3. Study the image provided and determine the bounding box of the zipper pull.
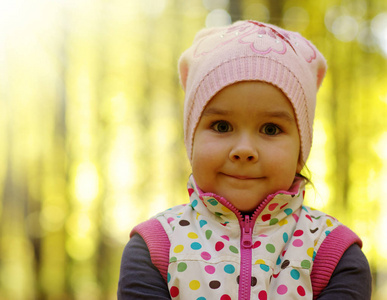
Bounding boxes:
[242,215,253,248]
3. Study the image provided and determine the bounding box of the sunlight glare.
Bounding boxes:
[371,13,387,56]
[74,162,99,205]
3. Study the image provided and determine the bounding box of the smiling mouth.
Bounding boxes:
[223,174,262,180]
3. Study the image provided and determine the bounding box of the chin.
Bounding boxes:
[228,194,265,213]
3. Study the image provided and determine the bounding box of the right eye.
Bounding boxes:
[211,121,232,133]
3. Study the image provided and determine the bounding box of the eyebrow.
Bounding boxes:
[202,107,295,123]
[202,107,232,116]
[264,111,296,123]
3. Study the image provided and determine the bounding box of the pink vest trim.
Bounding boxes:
[131,220,361,298]
[130,219,170,282]
[311,224,362,299]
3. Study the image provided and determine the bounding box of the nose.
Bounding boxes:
[229,134,258,163]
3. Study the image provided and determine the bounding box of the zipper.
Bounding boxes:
[238,198,271,300]
[242,215,253,248]
[197,178,302,300]
[238,215,253,300]
[199,190,275,300]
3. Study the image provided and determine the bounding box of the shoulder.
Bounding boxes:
[316,243,372,299]
[117,234,171,299]
[311,223,365,299]
[130,218,171,282]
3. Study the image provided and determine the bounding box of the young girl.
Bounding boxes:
[118,20,372,299]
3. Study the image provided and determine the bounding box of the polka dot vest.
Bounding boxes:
[132,175,362,300]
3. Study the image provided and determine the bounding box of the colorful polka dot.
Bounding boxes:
[215,241,224,251]
[294,230,304,236]
[297,285,306,296]
[177,262,187,272]
[260,264,270,272]
[290,269,300,280]
[167,272,171,283]
[205,230,212,239]
[209,280,221,289]
[269,203,278,211]
[283,232,289,243]
[292,214,299,222]
[221,206,231,213]
[201,251,212,260]
[208,198,218,206]
[197,297,206,300]
[253,241,261,248]
[301,260,311,269]
[191,242,202,250]
[251,277,257,286]
[277,284,288,295]
[326,219,333,227]
[229,246,239,253]
[276,256,281,265]
[266,244,276,253]
[189,280,200,290]
[199,220,207,228]
[292,239,303,247]
[280,202,288,209]
[221,235,230,241]
[284,208,293,215]
[310,227,318,233]
[270,218,279,225]
[170,286,179,297]
[258,290,268,300]
[281,260,290,269]
[220,295,231,300]
[188,232,198,239]
[179,220,190,226]
[191,199,198,208]
[224,264,235,274]
[169,256,177,263]
[205,265,215,274]
[255,259,265,265]
[262,214,271,221]
[307,247,314,258]
[278,219,288,226]
[174,245,184,253]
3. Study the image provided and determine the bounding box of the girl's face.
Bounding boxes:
[192,81,302,213]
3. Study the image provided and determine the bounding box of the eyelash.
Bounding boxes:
[262,123,282,135]
[210,121,282,135]
[211,120,232,133]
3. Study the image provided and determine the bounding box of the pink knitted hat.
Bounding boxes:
[179,20,327,165]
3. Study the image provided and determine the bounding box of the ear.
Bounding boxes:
[178,56,189,91]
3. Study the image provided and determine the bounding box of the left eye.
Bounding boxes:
[262,124,281,135]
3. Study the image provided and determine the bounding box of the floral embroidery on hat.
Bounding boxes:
[193,21,317,64]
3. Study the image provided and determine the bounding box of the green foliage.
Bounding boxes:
[0,0,386,299]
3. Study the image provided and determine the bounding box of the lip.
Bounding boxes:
[223,173,262,180]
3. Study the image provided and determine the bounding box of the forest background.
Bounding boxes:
[0,0,387,299]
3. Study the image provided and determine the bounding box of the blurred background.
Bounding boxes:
[0,0,386,299]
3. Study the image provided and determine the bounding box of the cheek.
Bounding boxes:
[193,135,225,160]
[266,145,299,174]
